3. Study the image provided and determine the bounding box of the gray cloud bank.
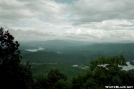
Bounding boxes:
[0,0,134,42]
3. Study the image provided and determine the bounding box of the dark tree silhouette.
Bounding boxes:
[34,68,68,89]
[71,55,134,89]
[0,27,33,89]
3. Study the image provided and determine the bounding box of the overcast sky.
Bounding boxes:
[0,0,134,42]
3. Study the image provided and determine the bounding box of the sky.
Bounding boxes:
[0,0,134,42]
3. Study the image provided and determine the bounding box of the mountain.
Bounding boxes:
[19,40,92,48]
[21,42,134,63]
[20,41,134,79]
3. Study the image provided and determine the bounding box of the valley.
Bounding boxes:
[20,40,134,79]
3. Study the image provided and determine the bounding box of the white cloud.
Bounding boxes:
[71,0,134,23]
[0,0,134,42]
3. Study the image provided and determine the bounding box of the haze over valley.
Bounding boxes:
[19,40,134,78]
[1,0,134,88]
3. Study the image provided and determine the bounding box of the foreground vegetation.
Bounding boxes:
[0,27,134,89]
[33,55,134,89]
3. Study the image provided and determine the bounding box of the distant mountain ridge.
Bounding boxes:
[20,41,134,63]
[20,39,92,49]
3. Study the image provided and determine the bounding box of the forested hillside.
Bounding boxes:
[19,41,134,80]
[1,28,134,89]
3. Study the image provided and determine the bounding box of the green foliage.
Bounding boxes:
[47,68,67,84]
[0,27,33,89]
[34,68,69,89]
[71,55,134,89]
[1,27,134,89]
[72,75,85,89]
[34,76,48,89]
[89,54,127,71]
[54,80,70,89]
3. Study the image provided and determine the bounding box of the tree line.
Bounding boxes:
[0,27,134,89]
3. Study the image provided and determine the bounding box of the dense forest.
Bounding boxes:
[0,27,134,89]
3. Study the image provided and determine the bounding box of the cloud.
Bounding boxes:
[64,28,134,42]
[0,0,34,20]
[71,0,134,23]
[2,27,56,41]
[0,0,69,28]
[0,0,134,42]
